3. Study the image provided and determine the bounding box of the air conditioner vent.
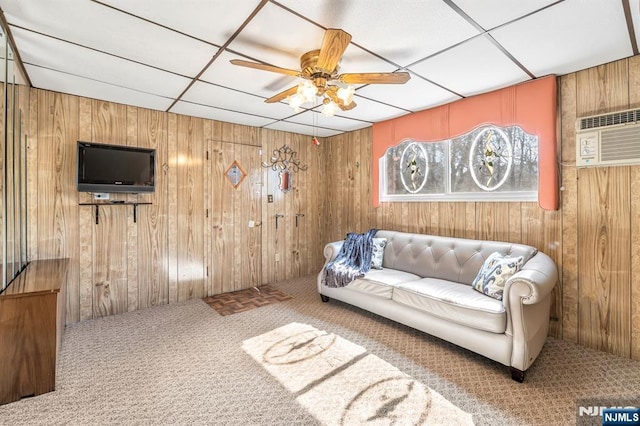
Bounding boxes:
[600,127,640,162]
[578,109,640,130]
[576,110,640,167]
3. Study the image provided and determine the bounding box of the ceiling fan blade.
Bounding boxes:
[265,85,298,103]
[230,59,300,77]
[316,29,352,73]
[338,72,411,84]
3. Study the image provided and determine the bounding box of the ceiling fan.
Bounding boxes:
[230,28,410,116]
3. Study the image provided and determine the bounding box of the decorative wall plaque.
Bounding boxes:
[225,160,247,189]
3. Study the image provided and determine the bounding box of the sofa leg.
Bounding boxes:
[320,294,330,303]
[510,367,525,383]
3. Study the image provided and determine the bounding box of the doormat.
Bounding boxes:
[243,322,474,425]
[203,285,293,316]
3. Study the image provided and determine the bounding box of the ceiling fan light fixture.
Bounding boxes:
[337,85,355,105]
[231,28,410,112]
[322,100,339,117]
[297,80,318,103]
[287,93,303,112]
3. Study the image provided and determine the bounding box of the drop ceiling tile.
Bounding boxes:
[170,101,275,127]
[264,121,342,138]
[275,0,481,66]
[491,0,632,77]
[97,0,263,45]
[227,2,327,71]
[26,65,173,111]
[200,51,299,99]
[356,75,461,112]
[2,0,218,77]
[181,81,295,120]
[451,0,559,29]
[408,36,530,97]
[12,28,191,98]
[287,111,371,133]
[321,95,407,122]
[330,45,398,77]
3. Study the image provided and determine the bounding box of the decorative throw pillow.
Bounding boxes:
[370,238,387,269]
[472,252,524,300]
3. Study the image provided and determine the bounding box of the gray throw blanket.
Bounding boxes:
[322,229,378,288]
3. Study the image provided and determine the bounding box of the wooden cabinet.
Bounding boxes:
[0,259,69,405]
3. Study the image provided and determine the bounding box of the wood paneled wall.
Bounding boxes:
[27,88,325,324]
[322,55,640,361]
[563,56,640,360]
[261,129,326,283]
[25,55,640,360]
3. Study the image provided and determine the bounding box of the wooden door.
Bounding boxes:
[208,140,262,295]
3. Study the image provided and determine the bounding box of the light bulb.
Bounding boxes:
[337,85,355,105]
[288,94,303,112]
[298,80,318,103]
[322,101,339,117]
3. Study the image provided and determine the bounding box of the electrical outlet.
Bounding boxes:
[248,220,254,228]
[93,193,110,200]
[275,253,280,262]
[267,194,274,203]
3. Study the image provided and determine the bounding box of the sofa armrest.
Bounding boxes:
[504,251,558,306]
[504,251,558,371]
[318,240,344,293]
[323,241,344,265]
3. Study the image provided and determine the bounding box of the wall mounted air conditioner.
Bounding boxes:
[576,108,640,167]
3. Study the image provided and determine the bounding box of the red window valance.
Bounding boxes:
[372,75,558,210]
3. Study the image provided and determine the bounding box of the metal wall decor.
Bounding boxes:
[225,160,247,189]
[262,144,307,193]
[262,144,308,172]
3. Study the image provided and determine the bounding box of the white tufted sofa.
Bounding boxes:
[318,230,558,382]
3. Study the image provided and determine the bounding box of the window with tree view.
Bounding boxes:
[380,125,538,202]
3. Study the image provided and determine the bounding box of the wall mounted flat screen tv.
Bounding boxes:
[77,141,156,193]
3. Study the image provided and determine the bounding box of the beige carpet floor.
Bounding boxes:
[1,274,639,425]
[242,322,473,425]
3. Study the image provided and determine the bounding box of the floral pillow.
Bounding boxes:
[472,252,524,300]
[370,238,387,269]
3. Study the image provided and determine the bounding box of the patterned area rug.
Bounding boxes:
[203,285,292,316]
[243,322,474,425]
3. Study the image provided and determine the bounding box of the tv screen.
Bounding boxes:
[77,141,155,193]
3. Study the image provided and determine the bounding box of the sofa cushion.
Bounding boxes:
[392,278,507,333]
[370,238,387,269]
[375,230,537,285]
[346,269,421,299]
[472,252,524,300]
